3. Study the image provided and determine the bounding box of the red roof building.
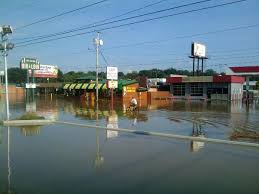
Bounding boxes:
[226,66,259,75]
[166,75,244,101]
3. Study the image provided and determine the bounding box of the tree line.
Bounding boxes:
[5,67,221,84]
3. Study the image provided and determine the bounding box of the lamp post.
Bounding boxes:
[0,25,14,120]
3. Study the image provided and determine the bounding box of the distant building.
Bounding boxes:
[226,66,259,93]
[166,75,245,101]
[226,66,259,76]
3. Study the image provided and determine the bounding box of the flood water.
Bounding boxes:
[0,95,259,194]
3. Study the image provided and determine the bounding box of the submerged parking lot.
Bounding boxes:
[0,96,259,194]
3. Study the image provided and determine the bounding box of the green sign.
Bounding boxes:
[20,57,40,70]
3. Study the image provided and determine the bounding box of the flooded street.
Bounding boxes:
[0,96,259,194]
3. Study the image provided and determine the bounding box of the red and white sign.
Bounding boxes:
[106,66,118,80]
[107,80,118,89]
[29,65,58,78]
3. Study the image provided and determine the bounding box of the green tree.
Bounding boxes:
[204,69,217,76]
[125,71,138,79]
[7,68,27,84]
[57,69,64,82]
[118,72,125,79]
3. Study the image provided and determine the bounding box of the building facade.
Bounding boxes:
[166,75,245,101]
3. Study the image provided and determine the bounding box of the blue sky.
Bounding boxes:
[1,0,259,73]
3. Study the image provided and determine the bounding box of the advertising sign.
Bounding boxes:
[26,83,36,89]
[107,80,118,89]
[191,42,206,58]
[20,57,40,70]
[106,66,118,80]
[30,65,58,78]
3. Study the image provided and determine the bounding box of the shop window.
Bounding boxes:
[172,84,185,96]
[190,83,203,96]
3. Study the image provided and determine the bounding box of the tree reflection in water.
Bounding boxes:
[20,126,41,136]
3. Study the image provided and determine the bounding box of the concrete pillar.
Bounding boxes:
[203,84,207,99]
[185,83,190,99]
[246,76,250,91]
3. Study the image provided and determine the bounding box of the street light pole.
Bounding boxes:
[1,25,14,120]
[3,41,10,120]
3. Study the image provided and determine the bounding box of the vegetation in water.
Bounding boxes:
[17,112,45,120]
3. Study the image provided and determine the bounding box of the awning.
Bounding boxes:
[101,83,107,90]
[81,83,89,89]
[63,84,71,90]
[88,83,95,90]
[97,83,103,89]
[69,83,77,90]
[75,83,82,90]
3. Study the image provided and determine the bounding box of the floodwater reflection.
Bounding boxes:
[0,96,259,194]
[20,126,41,136]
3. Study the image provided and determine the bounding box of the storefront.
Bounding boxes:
[166,75,245,101]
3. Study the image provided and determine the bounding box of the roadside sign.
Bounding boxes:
[0,71,4,76]
[20,57,40,70]
[29,65,58,78]
[26,83,36,89]
[106,66,118,80]
[107,80,118,89]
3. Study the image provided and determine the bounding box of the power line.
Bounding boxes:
[14,0,215,44]
[14,0,109,30]
[14,0,248,48]
[99,50,110,66]
[103,23,259,51]
[12,0,168,41]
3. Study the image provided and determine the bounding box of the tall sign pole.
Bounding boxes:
[20,57,40,101]
[189,42,208,77]
[106,66,118,111]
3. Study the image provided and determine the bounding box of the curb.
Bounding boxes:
[3,120,55,126]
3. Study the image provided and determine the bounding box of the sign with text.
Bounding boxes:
[107,80,118,89]
[106,66,118,80]
[29,65,58,78]
[20,57,40,70]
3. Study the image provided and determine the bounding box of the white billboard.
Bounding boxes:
[106,66,118,80]
[29,65,58,78]
[192,42,206,58]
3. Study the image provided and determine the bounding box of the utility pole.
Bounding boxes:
[94,32,103,104]
[95,32,100,103]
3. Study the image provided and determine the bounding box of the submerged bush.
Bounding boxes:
[17,112,45,120]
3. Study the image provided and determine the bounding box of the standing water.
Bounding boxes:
[0,95,259,194]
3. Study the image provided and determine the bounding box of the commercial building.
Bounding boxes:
[166,75,245,101]
[226,66,259,91]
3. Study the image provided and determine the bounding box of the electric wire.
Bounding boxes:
[14,0,214,44]
[14,0,109,30]
[14,0,248,48]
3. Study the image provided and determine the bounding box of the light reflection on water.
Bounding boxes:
[0,95,259,194]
